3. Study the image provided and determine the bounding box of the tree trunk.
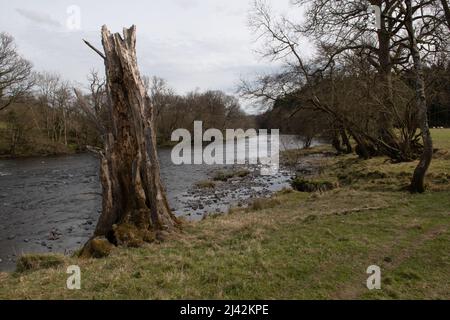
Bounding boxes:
[63,109,68,146]
[331,126,344,153]
[81,25,180,257]
[339,125,352,154]
[441,0,450,30]
[373,1,401,159]
[405,1,433,193]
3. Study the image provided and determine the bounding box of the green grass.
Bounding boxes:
[248,197,282,211]
[213,169,250,182]
[0,129,449,299]
[431,128,450,150]
[16,254,65,273]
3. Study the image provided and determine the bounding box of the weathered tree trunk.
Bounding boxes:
[405,1,433,193]
[81,25,180,257]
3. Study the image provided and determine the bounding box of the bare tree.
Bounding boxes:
[245,0,447,161]
[86,70,107,116]
[0,33,34,111]
[35,72,73,144]
[148,76,174,118]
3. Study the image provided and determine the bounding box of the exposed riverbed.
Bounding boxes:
[0,135,317,271]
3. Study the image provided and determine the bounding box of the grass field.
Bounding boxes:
[0,129,449,299]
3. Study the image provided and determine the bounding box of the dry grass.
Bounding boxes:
[0,129,449,299]
[16,254,65,273]
[248,198,282,211]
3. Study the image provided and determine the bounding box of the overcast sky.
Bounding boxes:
[0,0,304,113]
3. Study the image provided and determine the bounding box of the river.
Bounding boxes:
[0,135,315,271]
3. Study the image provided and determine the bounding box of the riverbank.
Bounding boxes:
[0,145,79,160]
[0,135,303,271]
[0,129,449,299]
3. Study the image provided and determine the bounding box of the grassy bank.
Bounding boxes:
[0,130,449,299]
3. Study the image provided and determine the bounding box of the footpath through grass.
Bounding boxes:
[0,130,449,299]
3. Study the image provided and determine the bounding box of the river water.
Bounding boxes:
[0,135,313,271]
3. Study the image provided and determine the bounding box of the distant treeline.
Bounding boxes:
[255,61,450,147]
[0,33,254,157]
[0,76,255,157]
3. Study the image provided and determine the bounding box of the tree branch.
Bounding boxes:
[83,39,106,60]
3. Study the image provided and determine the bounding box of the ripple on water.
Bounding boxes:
[0,136,315,271]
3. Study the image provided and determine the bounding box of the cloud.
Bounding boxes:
[5,0,297,114]
[16,8,62,28]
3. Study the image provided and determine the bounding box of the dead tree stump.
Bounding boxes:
[81,25,180,257]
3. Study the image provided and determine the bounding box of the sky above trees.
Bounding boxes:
[0,0,307,113]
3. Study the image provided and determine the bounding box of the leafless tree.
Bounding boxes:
[0,33,34,111]
[404,0,434,192]
[244,0,447,163]
[148,76,175,119]
[35,72,73,145]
